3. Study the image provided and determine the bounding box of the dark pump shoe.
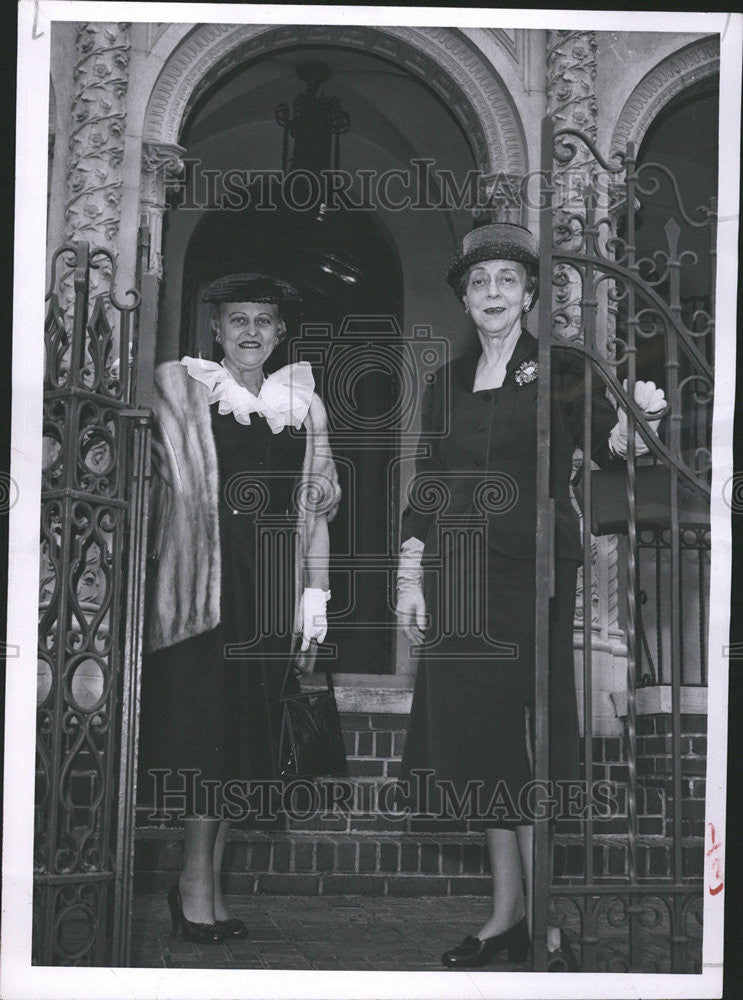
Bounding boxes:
[547,931,579,971]
[442,917,530,968]
[166,883,223,944]
[216,917,249,939]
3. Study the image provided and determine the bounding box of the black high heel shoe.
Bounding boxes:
[547,930,579,971]
[442,917,530,968]
[215,917,249,939]
[167,883,223,944]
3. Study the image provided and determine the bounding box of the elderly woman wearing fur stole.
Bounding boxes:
[139,273,340,943]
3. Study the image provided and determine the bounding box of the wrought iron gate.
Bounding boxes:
[35,238,155,965]
[533,115,713,971]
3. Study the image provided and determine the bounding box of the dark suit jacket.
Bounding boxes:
[400,330,619,562]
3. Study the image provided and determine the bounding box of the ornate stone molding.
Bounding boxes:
[605,534,623,642]
[140,142,186,278]
[63,22,131,312]
[574,539,601,631]
[546,31,599,340]
[611,36,719,158]
[479,171,526,224]
[546,30,598,140]
[547,29,598,202]
[65,22,130,245]
[141,24,527,177]
[141,141,185,177]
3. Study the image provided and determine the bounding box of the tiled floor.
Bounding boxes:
[131,892,701,973]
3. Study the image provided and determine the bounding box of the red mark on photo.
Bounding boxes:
[707,821,724,896]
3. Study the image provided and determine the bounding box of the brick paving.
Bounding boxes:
[131,891,701,972]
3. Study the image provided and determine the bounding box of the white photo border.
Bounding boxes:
[5,3,741,998]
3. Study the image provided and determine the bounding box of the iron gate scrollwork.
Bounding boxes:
[533,115,713,972]
[35,241,153,965]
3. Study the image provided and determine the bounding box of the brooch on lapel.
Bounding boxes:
[514,359,539,386]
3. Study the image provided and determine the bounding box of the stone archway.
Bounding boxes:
[610,35,719,157]
[142,23,528,177]
[137,23,530,323]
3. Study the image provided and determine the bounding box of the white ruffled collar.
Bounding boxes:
[181,357,314,433]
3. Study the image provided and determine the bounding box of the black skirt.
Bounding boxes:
[138,409,305,817]
[398,545,579,828]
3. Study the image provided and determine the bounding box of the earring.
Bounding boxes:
[215,333,222,344]
[464,304,470,315]
[523,303,531,314]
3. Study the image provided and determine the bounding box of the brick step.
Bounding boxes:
[344,756,401,778]
[134,827,491,896]
[135,807,473,834]
[137,827,491,870]
[338,711,410,731]
[134,825,702,893]
[339,715,409,731]
[137,869,492,897]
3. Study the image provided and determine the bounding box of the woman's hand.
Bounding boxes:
[631,379,666,416]
[293,642,318,676]
[609,380,666,458]
[298,587,329,652]
[396,539,426,645]
[396,586,427,645]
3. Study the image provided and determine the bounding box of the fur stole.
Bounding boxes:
[144,362,339,654]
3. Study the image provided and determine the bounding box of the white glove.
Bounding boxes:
[609,380,666,458]
[396,538,426,645]
[299,587,330,651]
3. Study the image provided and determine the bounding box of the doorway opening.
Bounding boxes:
[155,42,479,673]
[180,195,403,674]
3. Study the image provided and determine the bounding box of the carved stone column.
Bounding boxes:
[140,142,186,279]
[546,31,598,136]
[546,31,626,736]
[61,22,131,315]
[546,30,598,340]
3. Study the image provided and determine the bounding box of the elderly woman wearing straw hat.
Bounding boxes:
[140,273,340,943]
[395,224,665,969]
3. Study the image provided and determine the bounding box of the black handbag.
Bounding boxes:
[572,463,709,536]
[277,649,348,779]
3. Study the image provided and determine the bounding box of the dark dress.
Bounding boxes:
[139,406,306,817]
[398,330,617,827]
